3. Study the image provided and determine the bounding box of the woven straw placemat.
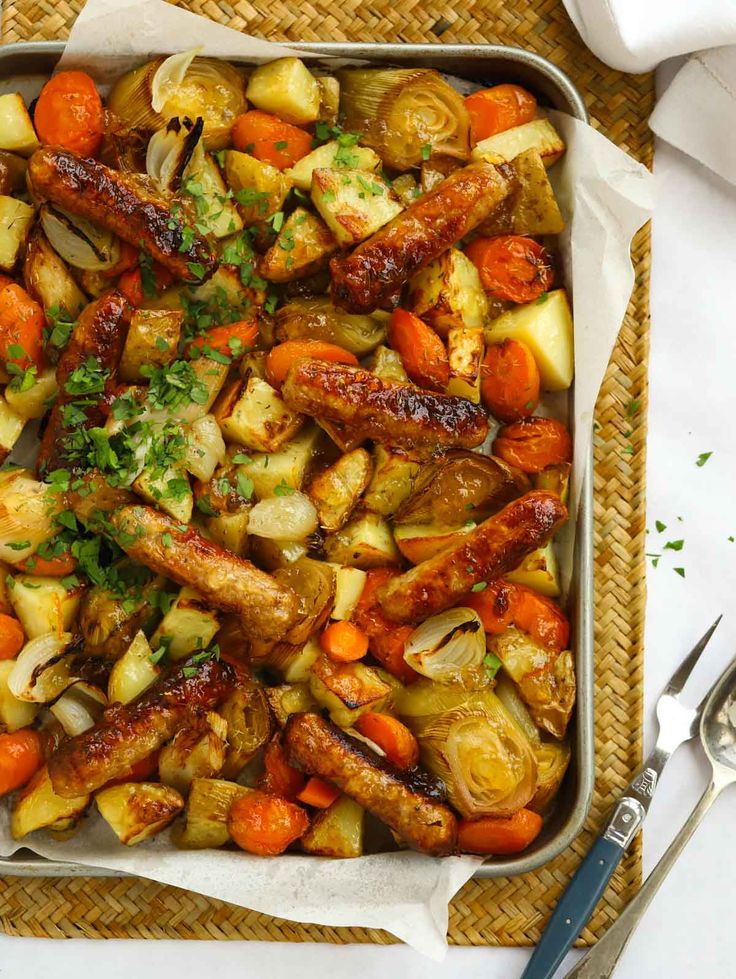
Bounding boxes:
[0,0,652,947]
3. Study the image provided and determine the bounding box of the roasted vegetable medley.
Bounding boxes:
[0,54,576,859]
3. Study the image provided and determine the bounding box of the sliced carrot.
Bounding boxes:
[353,569,418,685]
[187,319,259,360]
[34,71,104,158]
[0,614,24,660]
[296,776,341,809]
[493,417,572,474]
[16,551,76,577]
[354,713,419,770]
[228,789,309,855]
[513,585,570,652]
[117,262,173,306]
[265,339,358,389]
[464,84,537,143]
[0,728,43,795]
[481,338,540,423]
[387,309,450,391]
[320,621,369,663]
[463,579,517,635]
[232,111,313,171]
[0,282,45,370]
[102,750,161,788]
[458,808,543,854]
[465,236,554,304]
[258,737,306,799]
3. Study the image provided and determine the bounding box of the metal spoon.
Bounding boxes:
[566,651,736,978]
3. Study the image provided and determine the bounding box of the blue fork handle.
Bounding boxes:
[520,835,623,979]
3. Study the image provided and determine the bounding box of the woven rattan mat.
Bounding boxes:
[0,0,652,947]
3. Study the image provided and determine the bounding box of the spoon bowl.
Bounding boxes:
[701,655,736,776]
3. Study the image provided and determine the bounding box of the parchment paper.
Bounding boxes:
[0,0,653,957]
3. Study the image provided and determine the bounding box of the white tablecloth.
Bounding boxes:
[3,61,735,979]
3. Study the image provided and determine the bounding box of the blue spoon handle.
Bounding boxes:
[520,835,623,979]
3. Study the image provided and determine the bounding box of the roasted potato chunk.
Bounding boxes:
[11,767,89,840]
[0,659,39,732]
[5,365,58,420]
[265,682,318,728]
[307,448,373,531]
[286,139,382,191]
[186,151,243,239]
[309,655,392,727]
[0,394,24,463]
[224,150,292,225]
[447,326,485,402]
[246,57,321,125]
[218,682,272,778]
[246,424,323,498]
[260,207,338,282]
[176,777,250,849]
[0,94,39,156]
[311,168,403,247]
[408,247,487,337]
[119,309,182,382]
[0,195,34,271]
[329,564,367,621]
[107,630,160,705]
[363,444,420,516]
[23,229,86,320]
[150,586,220,661]
[480,148,564,237]
[273,557,336,645]
[471,118,565,167]
[96,782,184,845]
[506,542,561,597]
[213,376,304,452]
[393,522,473,564]
[158,711,228,795]
[301,794,364,857]
[324,511,401,569]
[9,575,82,639]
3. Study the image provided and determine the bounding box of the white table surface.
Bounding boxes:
[3,64,735,979]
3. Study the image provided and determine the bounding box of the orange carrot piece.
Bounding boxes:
[320,621,369,663]
[34,71,104,157]
[0,728,43,795]
[0,614,24,660]
[296,776,341,809]
[232,111,313,171]
[187,319,259,360]
[481,338,540,423]
[16,552,76,577]
[465,236,554,304]
[464,84,537,143]
[0,282,45,370]
[458,808,543,854]
[463,579,518,635]
[259,738,306,799]
[493,417,572,474]
[512,585,570,652]
[354,713,419,770]
[227,789,309,855]
[117,263,173,307]
[265,339,358,389]
[387,309,450,391]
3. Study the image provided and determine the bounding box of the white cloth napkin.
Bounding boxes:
[563,1,736,187]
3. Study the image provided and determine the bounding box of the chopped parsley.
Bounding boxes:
[421,143,432,161]
[664,539,684,552]
[696,452,713,467]
[273,479,295,497]
[483,652,502,680]
[655,520,666,533]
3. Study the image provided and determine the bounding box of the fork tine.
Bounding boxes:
[661,614,723,699]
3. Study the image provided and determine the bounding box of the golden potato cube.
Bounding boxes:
[311,168,403,248]
[316,76,340,125]
[205,509,251,557]
[158,712,228,795]
[329,564,367,621]
[11,767,89,840]
[260,208,338,283]
[324,511,401,569]
[308,448,373,532]
[471,118,565,167]
[0,151,27,195]
[5,365,58,420]
[506,541,561,597]
[185,357,229,418]
[150,586,220,661]
[301,794,364,857]
[0,196,34,271]
[534,462,571,505]
[363,444,420,516]
[480,148,564,237]
[213,375,304,452]
[371,345,409,383]
[0,660,39,732]
[186,152,243,239]
[286,140,381,191]
[132,465,193,524]
[184,414,227,483]
[265,682,318,728]
[0,94,39,156]
[0,392,24,462]
[23,229,86,319]
[107,630,160,705]
[485,288,573,391]
[246,57,321,125]
[309,656,391,728]
[96,782,184,845]
[393,522,474,564]
[176,777,250,849]
[120,309,182,382]
[408,247,488,337]
[447,326,485,403]
[224,150,292,226]
[246,423,323,498]
[9,575,82,639]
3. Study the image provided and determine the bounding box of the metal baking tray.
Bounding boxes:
[0,40,594,881]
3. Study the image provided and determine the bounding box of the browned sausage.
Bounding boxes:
[282,359,489,450]
[48,658,237,798]
[378,490,568,622]
[110,505,299,642]
[37,290,129,476]
[330,162,513,313]
[28,148,216,283]
[284,712,457,856]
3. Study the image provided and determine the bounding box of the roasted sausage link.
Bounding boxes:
[378,490,568,622]
[28,148,216,282]
[284,712,458,856]
[48,658,237,798]
[330,162,513,313]
[282,359,490,450]
[37,290,129,476]
[111,505,300,642]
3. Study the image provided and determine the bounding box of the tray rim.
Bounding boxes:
[0,38,594,882]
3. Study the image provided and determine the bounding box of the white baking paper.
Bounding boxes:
[0,0,652,957]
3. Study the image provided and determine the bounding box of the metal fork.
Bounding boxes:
[520,615,723,979]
